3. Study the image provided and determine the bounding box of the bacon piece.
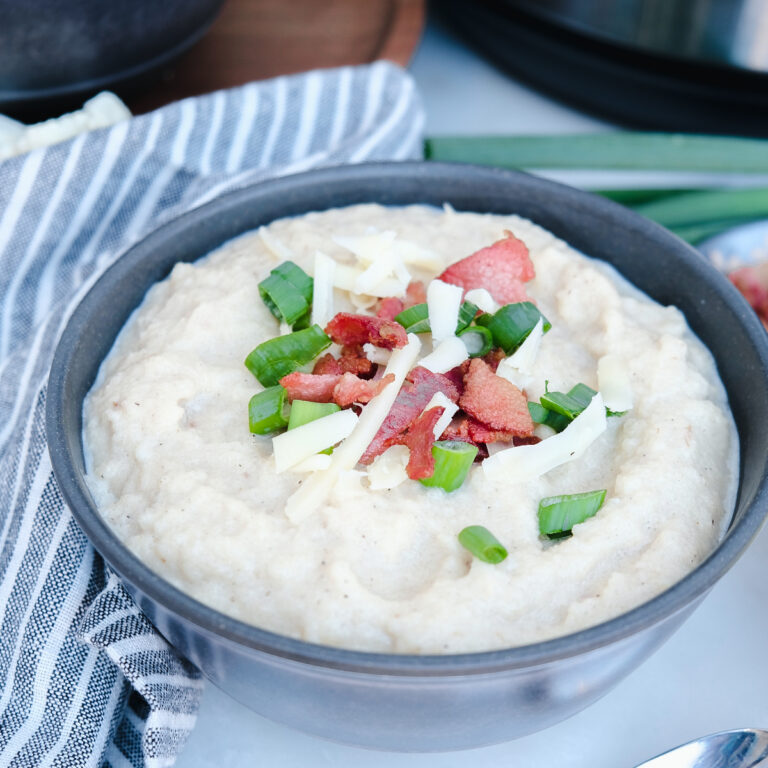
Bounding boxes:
[339,344,374,377]
[482,347,506,372]
[325,312,407,350]
[400,407,444,479]
[333,373,394,408]
[312,353,343,376]
[438,231,535,305]
[376,296,405,321]
[281,371,394,407]
[459,358,534,436]
[443,364,467,396]
[280,372,338,403]
[442,414,516,444]
[360,366,460,463]
[730,265,768,330]
[513,435,542,447]
[405,280,427,308]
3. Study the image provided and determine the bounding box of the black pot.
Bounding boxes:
[46,162,768,750]
[0,0,225,116]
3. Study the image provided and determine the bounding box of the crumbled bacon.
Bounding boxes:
[459,358,534,436]
[405,280,427,307]
[513,435,542,447]
[280,372,338,403]
[442,414,516,444]
[438,231,535,305]
[333,372,394,407]
[482,347,506,372]
[325,312,407,349]
[339,344,374,377]
[312,354,343,376]
[376,296,404,321]
[360,366,460,463]
[280,371,394,408]
[400,407,444,479]
[443,362,469,396]
[729,264,768,330]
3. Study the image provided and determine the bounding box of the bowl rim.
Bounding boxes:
[46,160,768,676]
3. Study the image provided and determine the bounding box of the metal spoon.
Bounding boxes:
[636,728,768,767]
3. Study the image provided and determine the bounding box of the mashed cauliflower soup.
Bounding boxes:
[83,204,738,653]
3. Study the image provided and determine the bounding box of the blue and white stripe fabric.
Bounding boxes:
[0,61,424,768]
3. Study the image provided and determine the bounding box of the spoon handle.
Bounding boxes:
[637,728,768,767]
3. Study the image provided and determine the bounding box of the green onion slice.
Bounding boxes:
[287,400,341,430]
[244,324,331,387]
[540,382,624,422]
[476,302,551,354]
[394,303,430,333]
[248,386,289,434]
[394,301,479,335]
[458,525,508,564]
[457,325,494,358]
[288,399,341,454]
[538,489,607,537]
[528,402,570,433]
[258,261,314,326]
[420,440,478,492]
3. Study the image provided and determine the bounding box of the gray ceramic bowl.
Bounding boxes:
[46,162,768,751]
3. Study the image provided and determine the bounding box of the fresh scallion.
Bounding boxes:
[244,324,331,386]
[540,382,624,423]
[394,301,479,335]
[458,525,508,564]
[258,261,314,326]
[476,302,551,354]
[248,386,289,434]
[538,489,607,537]
[528,401,570,433]
[424,133,768,174]
[287,399,341,454]
[457,325,494,358]
[420,440,478,492]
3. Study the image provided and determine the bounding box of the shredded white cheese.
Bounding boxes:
[272,409,358,473]
[419,336,468,374]
[464,288,499,314]
[363,343,391,365]
[482,393,607,483]
[422,391,459,439]
[258,226,295,262]
[290,454,333,473]
[427,279,463,344]
[598,355,633,413]
[285,334,422,523]
[366,445,410,490]
[311,250,336,329]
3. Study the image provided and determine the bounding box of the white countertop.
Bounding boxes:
[177,17,768,768]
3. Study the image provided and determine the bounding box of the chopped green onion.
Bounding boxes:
[258,261,314,326]
[458,525,508,564]
[567,383,597,409]
[476,302,551,354]
[538,489,607,537]
[420,440,478,492]
[244,324,331,387]
[528,401,570,433]
[248,386,289,434]
[457,325,494,357]
[394,303,430,333]
[287,400,341,430]
[539,382,623,423]
[457,301,479,331]
[394,301,479,335]
[540,390,591,420]
[287,399,341,454]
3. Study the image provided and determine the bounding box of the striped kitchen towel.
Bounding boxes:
[0,61,424,768]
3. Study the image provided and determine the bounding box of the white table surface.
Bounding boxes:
[176,17,768,768]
